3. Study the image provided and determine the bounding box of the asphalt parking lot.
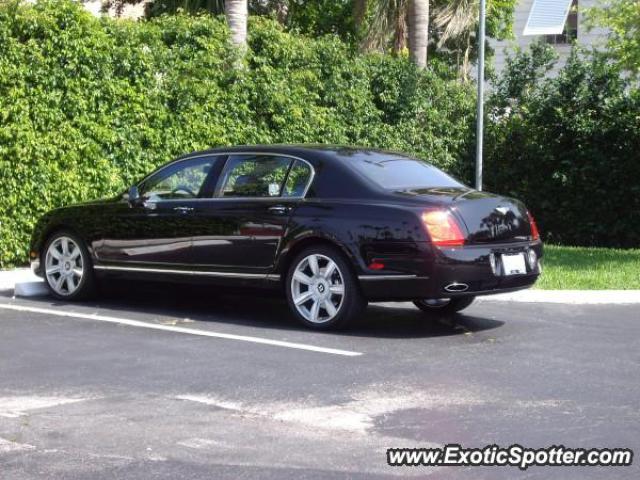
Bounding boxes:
[0,281,638,479]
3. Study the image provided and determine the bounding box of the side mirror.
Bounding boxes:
[127,185,141,206]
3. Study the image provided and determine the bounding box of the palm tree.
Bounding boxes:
[362,0,492,74]
[432,0,478,79]
[226,0,248,48]
[407,0,429,67]
[361,0,429,68]
[361,0,408,54]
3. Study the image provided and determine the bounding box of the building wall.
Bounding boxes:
[82,0,150,20]
[491,0,609,76]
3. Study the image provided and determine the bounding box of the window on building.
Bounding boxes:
[545,0,578,45]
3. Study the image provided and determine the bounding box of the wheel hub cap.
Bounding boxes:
[44,236,84,296]
[291,254,345,324]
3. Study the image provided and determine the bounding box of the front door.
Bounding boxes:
[94,155,220,268]
[190,154,314,272]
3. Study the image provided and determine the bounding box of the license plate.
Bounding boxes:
[501,253,527,276]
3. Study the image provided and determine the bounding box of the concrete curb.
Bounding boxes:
[0,268,48,297]
[1,268,639,304]
[477,290,640,304]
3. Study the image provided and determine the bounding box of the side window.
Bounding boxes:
[283,160,312,197]
[141,157,215,201]
[219,155,293,198]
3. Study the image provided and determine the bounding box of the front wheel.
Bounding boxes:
[43,232,96,301]
[413,296,475,315]
[285,246,365,330]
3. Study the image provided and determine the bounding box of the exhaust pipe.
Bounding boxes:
[444,282,469,293]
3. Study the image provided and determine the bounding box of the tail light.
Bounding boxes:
[527,211,540,240]
[422,210,465,247]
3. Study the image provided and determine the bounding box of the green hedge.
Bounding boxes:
[485,44,640,248]
[0,0,475,267]
[6,2,634,265]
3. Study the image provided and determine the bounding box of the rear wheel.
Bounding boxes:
[43,232,96,301]
[413,296,475,315]
[285,246,365,330]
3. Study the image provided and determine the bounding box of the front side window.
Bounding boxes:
[140,157,215,201]
[219,155,293,198]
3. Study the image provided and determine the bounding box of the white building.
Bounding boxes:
[491,0,609,76]
[83,0,149,20]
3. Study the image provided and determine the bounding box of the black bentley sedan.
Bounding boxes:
[30,145,542,329]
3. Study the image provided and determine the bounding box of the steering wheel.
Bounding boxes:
[169,185,197,198]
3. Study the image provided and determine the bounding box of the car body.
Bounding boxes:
[30,145,542,329]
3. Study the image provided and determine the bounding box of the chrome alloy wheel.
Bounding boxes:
[45,236,84,296]
[290,254,345,324]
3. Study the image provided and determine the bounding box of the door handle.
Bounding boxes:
[268,205,290,215]
[173,206,194,213]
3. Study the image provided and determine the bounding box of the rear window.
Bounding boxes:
[348,153,463,190]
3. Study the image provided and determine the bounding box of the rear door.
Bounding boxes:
[191,154,314,272]
[94,155,221,267]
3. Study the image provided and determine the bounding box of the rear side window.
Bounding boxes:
[283,160,312,197]
[348,153,463,190]
[219,155,293,197]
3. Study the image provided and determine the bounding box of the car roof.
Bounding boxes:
[175,144,403,162]
[172,145,422,199]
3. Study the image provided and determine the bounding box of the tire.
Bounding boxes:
[413,296,475,315]
[285,245,366,330]
[42,231,96,301]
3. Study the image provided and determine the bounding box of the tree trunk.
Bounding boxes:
[225,0,248,48]
[407,0,429,68]
[393,4,407,54]
[353,0,367,30]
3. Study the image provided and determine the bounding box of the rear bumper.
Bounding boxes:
[358,241,542,301]
[359,273,538,301]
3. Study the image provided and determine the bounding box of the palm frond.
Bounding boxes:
[362,0,408,53]
[433,0,477,47]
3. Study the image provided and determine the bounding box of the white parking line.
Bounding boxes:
[0,437,35,453]
[0,396,89,418]
[0,303,362,357]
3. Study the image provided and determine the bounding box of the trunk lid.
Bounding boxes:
[395,187,533,244]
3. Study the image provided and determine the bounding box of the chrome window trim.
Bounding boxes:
[213,152,316,201]
[128,151,316,203]
[134,197,305,204]
[94,264,277,279]
[132,153,224,199]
